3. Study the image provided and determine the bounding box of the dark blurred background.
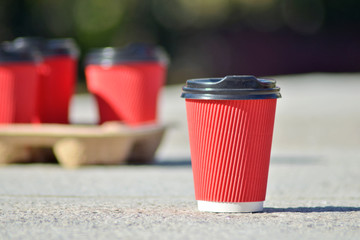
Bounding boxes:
[1,0,360,85]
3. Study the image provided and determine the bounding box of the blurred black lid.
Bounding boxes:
[44,38,79,58]
[181,75,281,100]
[85,43,169,66]
[0,41,41,63]
[13,37,44,50]
[13,37,79,58]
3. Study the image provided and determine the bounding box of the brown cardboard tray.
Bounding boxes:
[0,122,166,168]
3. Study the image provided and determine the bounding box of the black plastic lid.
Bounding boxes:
[12,37,44,52]
[13,37,79,58]
[44,38,79,58]
[0,42,41,63]
[181,75,281,100]
[85,43,169,66]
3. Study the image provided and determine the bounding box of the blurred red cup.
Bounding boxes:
[0,43,40,123]
[85,43,168,126]
[13,37,79,124]
[181,75,281,212]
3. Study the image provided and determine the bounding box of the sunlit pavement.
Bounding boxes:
[1,73,360,240]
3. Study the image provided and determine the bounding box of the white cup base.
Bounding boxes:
[197,200,263,213]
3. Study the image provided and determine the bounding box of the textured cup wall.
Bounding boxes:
[0,64,39,123]
[86,62,166,125]
[185,99,277,202]
[34,57,77,123]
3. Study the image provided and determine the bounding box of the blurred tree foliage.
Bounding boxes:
[1,0,360,84]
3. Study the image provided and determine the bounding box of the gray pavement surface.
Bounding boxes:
[1,73,360,239]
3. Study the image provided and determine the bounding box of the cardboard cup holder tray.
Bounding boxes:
[0,122,166,168]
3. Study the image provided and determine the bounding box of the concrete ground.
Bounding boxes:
[0,73,360,239]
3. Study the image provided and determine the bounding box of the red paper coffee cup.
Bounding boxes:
[181,75,281,212]
[0,44,40,123]
[13,38,79,123]
[85,44,168,125]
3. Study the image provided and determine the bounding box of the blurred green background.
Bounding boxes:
[1,0,360,85]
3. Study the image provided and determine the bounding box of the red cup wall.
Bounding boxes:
[185,99,277,202]
[0,64,39,123]
[86,62,166,125]
[34,56,76,123]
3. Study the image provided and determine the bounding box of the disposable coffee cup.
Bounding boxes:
[85,43,168,125]
[181,75,281,212]
[13,37,79,123]
[0,43,40,123]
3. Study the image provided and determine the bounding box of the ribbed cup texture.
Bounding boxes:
[185,99,277,202]
[86,62,166,125]
[0,64,38,123]
[34,57,77,123]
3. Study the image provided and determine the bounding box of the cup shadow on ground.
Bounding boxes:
[151,154,323,167]
[153,158,192,167]
[263,206,360,213]
[152,155,323,167]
